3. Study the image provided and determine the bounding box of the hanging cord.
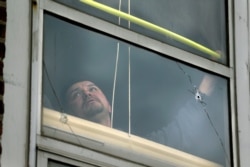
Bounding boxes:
[128,0,130,29]
[111,42,120,128]
[118,0,121,25]
[128,0,131,136]
[43,61,64,113]
[128,46,131,136]
[111,0,122,128]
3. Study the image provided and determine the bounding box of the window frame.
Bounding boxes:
[31,0,238,166]
[37,151,97,167]
[37,143,146,167]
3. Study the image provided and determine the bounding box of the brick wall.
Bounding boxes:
[0,0,6,163]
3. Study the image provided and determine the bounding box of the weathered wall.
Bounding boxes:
[0,0,6,165]
[2,0,31,166]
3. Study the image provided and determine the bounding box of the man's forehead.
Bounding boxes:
[68,81,96,91]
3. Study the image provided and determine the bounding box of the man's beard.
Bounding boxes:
[84,102,104,119]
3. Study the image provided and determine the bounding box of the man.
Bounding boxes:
[65,80,112,127]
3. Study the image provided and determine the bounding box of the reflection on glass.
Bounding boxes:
[54,0,227,64]
[43,14,231,166]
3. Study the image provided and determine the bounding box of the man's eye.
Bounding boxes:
[76,92,82,96]
[89,87,97,92]
[72,92,82,99]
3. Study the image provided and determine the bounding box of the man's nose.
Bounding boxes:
[83,90,92,98]
[80,91,91,102]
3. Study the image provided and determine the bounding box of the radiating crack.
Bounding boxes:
[176,62,230,164]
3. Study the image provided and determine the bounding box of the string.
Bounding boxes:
[128,47,131,136]
[111,0,122,128]
[111,42,120,128]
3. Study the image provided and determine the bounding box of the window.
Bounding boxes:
[54,0,228,64]
[35,0,234,166]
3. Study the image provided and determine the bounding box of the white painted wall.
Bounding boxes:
[1,0,31,167]
[235,0,250,166]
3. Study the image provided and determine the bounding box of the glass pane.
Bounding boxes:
[48,159,96,167]
[129,45,230,166]
[54,0,227,64]
[43,14,231,166]
[48,160,78,167]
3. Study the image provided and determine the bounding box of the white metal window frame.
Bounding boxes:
[37,150,97,167]
[37,145,145,167]
[30,0,238,166]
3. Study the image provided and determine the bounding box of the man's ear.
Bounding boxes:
[108,104,112,113]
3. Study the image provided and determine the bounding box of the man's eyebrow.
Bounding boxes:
[68,87,81,94]
[68,83,98,95]
[87,83,98,88]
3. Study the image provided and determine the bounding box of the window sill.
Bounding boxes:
[41,107,222,167]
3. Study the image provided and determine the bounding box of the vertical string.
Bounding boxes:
[111,0,122,128]
[128,0,131,136]
[118,0,121,25]
[128,47,131,135]
[111,43,120,128]
[128,0,131,29]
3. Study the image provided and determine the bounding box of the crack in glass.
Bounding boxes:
[176,62,230,165]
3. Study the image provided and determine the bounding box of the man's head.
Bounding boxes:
[65,80,111,127]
